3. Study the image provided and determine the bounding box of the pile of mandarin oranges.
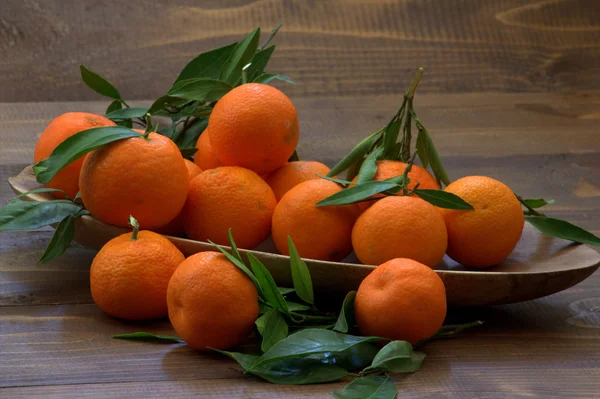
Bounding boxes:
[33,82,524,350]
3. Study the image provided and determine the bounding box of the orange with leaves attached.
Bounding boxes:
[79,132,189,229]
[208,83,299,175]
[167,251,259,350]
[265,161,331,201]
[439,176,524,268]
[355,258,447,345]
[33,112,116,198]
[90,219,185,320]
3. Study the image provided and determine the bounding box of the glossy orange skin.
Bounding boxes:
[154,160,203,236]
[79,132,189,229]
[183,167,277,249]
[265,161,331,201]
[193,130,224,171]
[438,176,524,268]
[90,230,185,320]
[208,83,299,175]
[167,251,259,350]
[272,179,359,261]
[355,258,447,345]
[353,160,440,212]
[352,196,448,267]
[33,112,115,198]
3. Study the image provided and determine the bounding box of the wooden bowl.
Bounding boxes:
[9,166,600,307]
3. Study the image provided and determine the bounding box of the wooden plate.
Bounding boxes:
[9,166,600,307]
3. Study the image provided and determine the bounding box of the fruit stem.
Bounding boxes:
[129,216,140,240]
[402,152,417,195]
[405,67,424,101]
[515,194,545,217]
[143,113,153,139]
[242,63,251,84]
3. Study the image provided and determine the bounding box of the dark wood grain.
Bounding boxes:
[1,97,599,397]
[1,0,599,102]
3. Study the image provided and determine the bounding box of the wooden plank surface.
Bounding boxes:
[1,98,599,398]
[1,0,600,102]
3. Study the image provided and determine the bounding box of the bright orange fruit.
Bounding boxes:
[194,130,224,171]
[265,161,331,201]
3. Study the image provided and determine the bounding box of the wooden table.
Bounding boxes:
[2,1,600,398]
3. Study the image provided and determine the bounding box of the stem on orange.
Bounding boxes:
[129,216,140,240]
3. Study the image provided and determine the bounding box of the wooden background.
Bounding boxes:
[1,0,600,398]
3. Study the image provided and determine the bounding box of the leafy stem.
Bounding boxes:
[516,194,545,217]
[402,152,418,195]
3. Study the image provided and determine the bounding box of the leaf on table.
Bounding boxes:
[38,214,77,263]
[174,42,238,84]
[287,237,314,305]
[333,291,356,333]
[112,332,183,343]
[414,189,474,210]
[260,308,289,352]
[332,374,398,399]
[362,341,425,374]
[521,198,555,209]
[0,200,83,231]
[80,65,121,99]
[286,301,311,312]
[525,216,600,246]
[33,127,142,184]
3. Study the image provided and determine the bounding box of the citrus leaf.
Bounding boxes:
[416,130,429,169]
[316,174,354,186]
[332,374,397,399]
[227,228,243,263]
[33,127,142,184]
[522,198,555,209]
[246,45,276,81]
[105,100,122,114]
[316,178,403,207]
[174,42,238,83]
[0,200,83,231]
[356,146,384,184]
[414,189,474,210]
[147,95,189,116]
[10,187,68,201]
[167,78,233,102]
[209,240,263,292]
[220,28,261,86]
[210,348,259,371]
[272,75,296,85]
[247,253,289,314]
[80,65,121,99]
[362,341,424,374]
[382,120,401,160]
[113,332,183,343]
[287,236,314,305]
[525,216,600,246]
[412,113,450,185]
[259,23,282,50]
[261,308,289,352]
[433,321,484,338]
[328,130,383,177]
[105,107,149,120]
[278,287,295,295]
[333,291,356,333]
[247,328,386,371]
[286,301,311,312]
[252,73,280,84]
[38,214,76,263]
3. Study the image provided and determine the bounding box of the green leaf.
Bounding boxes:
[356,146,384,184]
[247,253,289,313]
[227,228,243,263]
[248,328,386,371]
[414,189,474,210]
[179,146,199,159]
[209,240,263,291]
[525,216,600,246]
[433,321,484,338]
[328,130,383,177]
[333,291,356,333]
[287,237,314,305]
[413,114,450,186]
[246,45,275,81]
[332,374,398,399]
[252,73,279,84]
[261,308,289,352]
[175,118,208,149]
[321,342,381,371]
[272,75,296,85]
[211,348,260,370]
[522,198,555,209]
[316,177,404,207]
[116,119,133,129]
[174,42,238,83]
[363,341,425,374]
[167,78,233,102]
[286,301,311,312]
[416,130,429,169]
[106,100,122,115]
[80,65,121,99]
[38,214,76,263]
[105,107,149,120]
[278,287,295,295]
[220,28,261,86]
[0,200,83,231]
[112,332,183,343]
[33,127,142,184]
[10,187,68,201]
[259,24,282,50]
[382,120,401,160]
[147,95,189,116]
[316,174,354,186]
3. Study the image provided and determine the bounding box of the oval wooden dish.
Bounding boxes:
[9,166,600,307]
